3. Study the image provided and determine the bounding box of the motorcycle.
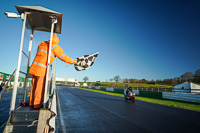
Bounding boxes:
[124,89,135,103]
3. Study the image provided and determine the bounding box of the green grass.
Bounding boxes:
[80,82,173,88]
[140,84,172,88]
[76,87,200,112]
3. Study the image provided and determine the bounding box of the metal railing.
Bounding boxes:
[0,70,16,103]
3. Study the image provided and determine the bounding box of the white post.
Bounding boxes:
[43,18,57,108]
[10,13,27,111]
[23,29,34,102]
[51,58,57,94]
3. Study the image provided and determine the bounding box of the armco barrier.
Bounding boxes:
[106,88,114,92]
[139,90,163,99]
[95,87,100,90]
[100,87,106,91]
[114,88,124,94]
[132,90,139,95]
[163,92,200,103]
[80,86,200,103]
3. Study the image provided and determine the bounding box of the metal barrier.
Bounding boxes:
[163,92,200,103]
[85,86,200,103]
[173,88,200,94]
[87,86,173,92]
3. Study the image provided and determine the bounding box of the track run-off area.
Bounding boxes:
[57,85,200,133]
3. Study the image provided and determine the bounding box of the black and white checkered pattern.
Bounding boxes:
[74,52,99,71]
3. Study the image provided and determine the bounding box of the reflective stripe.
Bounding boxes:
[59,53,65,59]
[52,44,58,50]
[70,59,74,64]
[38,49,49,54]
[33,62,47,68]
[38,49,55,58]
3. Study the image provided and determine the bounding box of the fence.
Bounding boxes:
[173,88,200,93]
[82,86,200,103]
[163,92,200,103]
[87,86,173,92]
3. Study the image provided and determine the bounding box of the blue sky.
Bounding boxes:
[1,0,200,82]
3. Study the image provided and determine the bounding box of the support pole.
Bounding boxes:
[51,58,57,94]
[23,29,34,102]
[10,13,27,111]
[43,17,57,108]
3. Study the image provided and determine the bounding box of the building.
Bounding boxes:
[0,72,32,88]
[56,77,78,82]
[173,82,200,93]
[0,72,14,87]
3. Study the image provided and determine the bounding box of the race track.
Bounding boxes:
[0,91,12,132]
[57,85,200,133]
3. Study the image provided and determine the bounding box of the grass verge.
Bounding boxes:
[76,87,200,112]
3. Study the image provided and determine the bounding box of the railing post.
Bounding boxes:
[23,29,34,102]
[43,17,57,108]
[51,58,57,94]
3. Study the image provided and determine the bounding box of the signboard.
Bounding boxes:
[6,75,10,80]
[0,73,4,80]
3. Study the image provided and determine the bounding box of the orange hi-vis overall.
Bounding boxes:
[29,34,76,108]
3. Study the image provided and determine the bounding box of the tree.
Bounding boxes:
[114,75,120,83]
[195,69,200,77]
[181,72,194,82]
[139,79,147,83]
[109,78,113,82]
[194,68,200,83]
[83,76,89,82]
[129,78,138,83]
[123,78,129,83]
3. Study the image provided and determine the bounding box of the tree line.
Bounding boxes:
[82,68,200,85]
[109,68,200,84]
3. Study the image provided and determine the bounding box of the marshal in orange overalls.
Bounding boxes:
[29,34,76,109]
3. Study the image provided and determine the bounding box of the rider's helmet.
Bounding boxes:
[128,86,132,90]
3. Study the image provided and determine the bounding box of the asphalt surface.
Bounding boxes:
[0,91,12,132]
[0,88,27,132]
[57,85,200,133]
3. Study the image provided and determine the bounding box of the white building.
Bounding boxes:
[56,77,78,83]
[173,82,200,93]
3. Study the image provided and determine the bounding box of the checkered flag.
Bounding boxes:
[74,52,99,71]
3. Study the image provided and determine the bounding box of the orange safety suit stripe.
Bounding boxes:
[53,45,76,64]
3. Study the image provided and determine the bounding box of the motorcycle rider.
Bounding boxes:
[126,86,132,97]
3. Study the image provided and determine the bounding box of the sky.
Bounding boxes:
[0,0,200,82]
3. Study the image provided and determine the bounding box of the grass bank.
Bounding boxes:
[79,82,173,88]
[76,87,200,112]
